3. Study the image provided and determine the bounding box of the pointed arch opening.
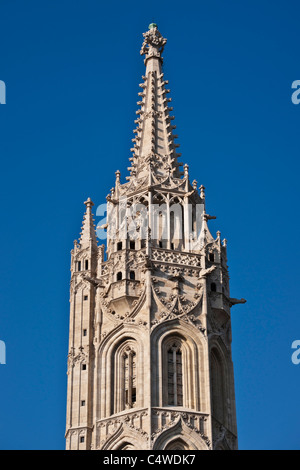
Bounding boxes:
[151,201,168,248]
[151,324,206,411]
[111,339,139,414]
[160,332,199,409]
[169,201,183,250]
[165,438,189,450]
[167,342,183,406]
[117,442,136,450]
[152,416,208,450]
[211,282,217,292]
[210,347,226,425]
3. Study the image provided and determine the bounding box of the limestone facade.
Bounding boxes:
[65,24,245,450]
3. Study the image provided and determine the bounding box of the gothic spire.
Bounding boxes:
[128,24,183,182]
[79,197,97,248]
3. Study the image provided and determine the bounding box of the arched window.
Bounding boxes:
[124,350,136,408]
[167,343,183,406]
[151,199,167,246]
[210,348,225,424]
[156,332,202,410]
[117,272,122,281]
[129,271,135,280]
[117,241,122,251]
[211,282,216,292]
[170,201,183,250]
[158,209,167,248]
[209,252,215,262]
[112,340,138,414]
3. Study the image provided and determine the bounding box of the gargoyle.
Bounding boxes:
[229,298,247,307]
[200,266,216,278]
[81,274,102,287]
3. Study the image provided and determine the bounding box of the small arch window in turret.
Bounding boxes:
[211,282,217,292]
[129,271,135,280]
[77,261,81,272]
[129,241,135,250]
[85,260,89,270]
[117,272,122,281]
[117,241,122,251]
[209,253,215,262]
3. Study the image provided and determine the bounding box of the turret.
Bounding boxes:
[66,199,98,449]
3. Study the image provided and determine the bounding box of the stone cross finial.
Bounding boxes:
[140,24,167,62]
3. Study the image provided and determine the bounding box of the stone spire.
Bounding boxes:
[79,197,97,248]
[128,24,182,182]
[66,24,243,451]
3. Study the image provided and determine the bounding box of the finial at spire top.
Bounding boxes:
[115,170,121,183]
[140,24,167,63]
[84,197,94,208]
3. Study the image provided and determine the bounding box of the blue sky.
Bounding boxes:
[0,0,299,450]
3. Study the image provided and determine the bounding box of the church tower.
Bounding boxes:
[65,24,245,451]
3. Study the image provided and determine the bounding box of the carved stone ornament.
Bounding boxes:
[67,346,90,370]
[151,414,210,449]
[140,24,167,61]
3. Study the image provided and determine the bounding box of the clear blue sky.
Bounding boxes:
[0,0,299,450]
